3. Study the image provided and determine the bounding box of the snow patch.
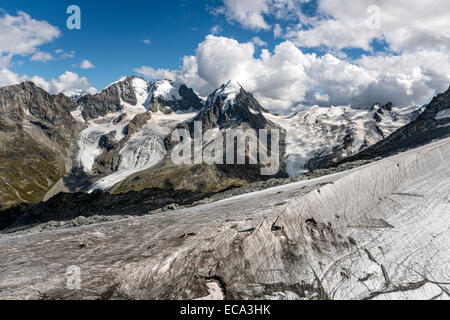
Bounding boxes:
[436,109,450,120]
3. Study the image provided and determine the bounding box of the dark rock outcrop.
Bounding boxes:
[79,77,137,120]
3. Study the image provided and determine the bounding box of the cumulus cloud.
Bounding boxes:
[281,0,450,53]
[0,11,60,65]
[142,39,151,45]
[134,66,178,81]
[30,51,53,62]
[0,68,97,95]
[251,37,267,47]
[218,0,271,30]
[135,35,450,113]
[80,60,95,69]
[210,25,222,35]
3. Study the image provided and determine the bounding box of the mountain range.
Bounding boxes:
[0,76,449,215]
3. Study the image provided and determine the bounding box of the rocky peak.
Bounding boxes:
[341,86,450,164]
[147,79,203,113]
[0,81,76,124]
[78,77,137,121]
[181,81,272,134]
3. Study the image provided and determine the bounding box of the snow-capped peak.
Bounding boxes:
[148,79,182,101]
[64,88,95,101]
[207,80,244,112]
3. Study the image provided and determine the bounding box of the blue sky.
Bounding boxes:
[1,0,307,90]
[1,0,220,88]
[1,0,450,112]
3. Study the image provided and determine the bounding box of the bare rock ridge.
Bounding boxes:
[1,136,448,300]
[79,77,137,121]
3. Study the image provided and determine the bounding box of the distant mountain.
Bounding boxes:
[340,86,450,163]
[264,101,419,175]
[0,76,440,210]
[70,76,204,192]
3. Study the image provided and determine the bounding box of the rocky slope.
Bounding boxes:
[0,82,83,209]
[1,136,448,300]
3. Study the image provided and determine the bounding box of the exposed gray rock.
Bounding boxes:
[79,77,137,121]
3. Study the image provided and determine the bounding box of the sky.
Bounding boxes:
[1,0,450,113]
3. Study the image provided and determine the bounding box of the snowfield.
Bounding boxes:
[1,137,449,300]
[265,104,418,176]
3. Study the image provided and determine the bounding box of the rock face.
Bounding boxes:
[147,80,203,113]
[0,82,83,209]
[79,77,137,121]
[0,137,449,300]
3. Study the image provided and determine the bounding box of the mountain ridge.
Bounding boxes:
[0,77,445,210]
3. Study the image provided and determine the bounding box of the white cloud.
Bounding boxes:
[80,60,95,69]
[30,51,53,62]
[251,37,267,47]
[210,25,222,35]
[273,24,283,38]
[0,68,97,95]
[219,0,271,30]
[283,1,450,53]
[215,0,309,31]
[0,11,60,65]
[142,39,151,45]
[47,71,97,95]
[135,35,450,113]
[134,66,178,81]
[0,68,21,87]
[55,49,75,59]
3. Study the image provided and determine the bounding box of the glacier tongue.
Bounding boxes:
[76,76,198,190]
[87,111,197,191]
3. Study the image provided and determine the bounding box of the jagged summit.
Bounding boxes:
[206,79,245,112]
